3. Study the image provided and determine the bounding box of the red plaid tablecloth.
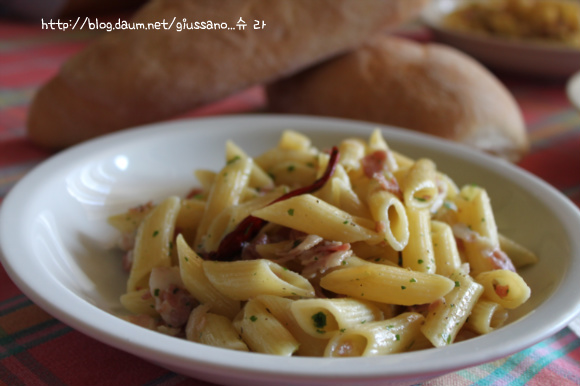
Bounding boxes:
[1,19,579,386]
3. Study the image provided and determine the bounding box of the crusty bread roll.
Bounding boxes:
[267,36,528,161]
[27,0,428,148]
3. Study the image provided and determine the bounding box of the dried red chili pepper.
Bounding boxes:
[207,146,340,261]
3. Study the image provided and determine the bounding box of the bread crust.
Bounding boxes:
[27,0,428,148]
[267,36,528,161]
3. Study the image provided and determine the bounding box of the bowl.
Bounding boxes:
[567,70,580,111]
[1,115,580,386]
[421,0,580,79]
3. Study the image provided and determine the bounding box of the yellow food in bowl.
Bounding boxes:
[443,0,580,48]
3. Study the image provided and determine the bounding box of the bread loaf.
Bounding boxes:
[27,0,428,148]
[267,36,528,161]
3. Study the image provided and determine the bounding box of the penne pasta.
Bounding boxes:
[367,128,398,172]
[254,295,329,357]
[202,259,315,300]
[251,194,377,243]
[186,306,249,352]
[127,196,181,292]
[110,129,537,357]
[267,161,317,188]
[475,269,531,309]
[349,242,399,266]
[194,169,216,192]
[366,179,409,251]
[290,298,383,338]
[320,264,455,306]
[401,207,436,273]
[233,298,299,356]
[225,140,274,191]
[391,151,414,170]
[194,155,253,251]
[176,234,240,318]
[401,158,438,210]
[120,289,157,317]
[420,270,484,347]
[254,148,318,175]
[430,220,462,277]
[498,233,539,268]
[278,130,312,151]
[315,163,370,218]
[175,198,205,247]
[454,185,500,275]
[325,312,424,357]
[338,138,366,172]
[465,300,508,335]
[108,201,154,234]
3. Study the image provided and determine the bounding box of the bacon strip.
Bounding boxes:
[361,150,402,198]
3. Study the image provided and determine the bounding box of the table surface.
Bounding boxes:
[1,18,579,386]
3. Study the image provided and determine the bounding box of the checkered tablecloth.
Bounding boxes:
[1,18,579,386]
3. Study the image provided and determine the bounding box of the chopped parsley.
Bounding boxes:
[227,155,241,165]
[152,230,159,237]
[288,208,295,216]
[311,311,327,329]
[249,315,258,322]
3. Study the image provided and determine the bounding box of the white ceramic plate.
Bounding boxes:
[422,0,580,78]
[1,115,580,386]
[567,70,580,111]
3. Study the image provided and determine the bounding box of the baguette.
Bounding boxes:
[27,0,428,148]
[267,35,529,161]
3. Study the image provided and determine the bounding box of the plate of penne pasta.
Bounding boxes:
[1,115,580,386]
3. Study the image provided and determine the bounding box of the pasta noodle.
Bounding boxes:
[465,300,508,335]
[320,263,456,305]
[110,129,537,358]
[475,269,531,309]
[290,298,383,337]
[325,312,425,357]
[127,196,181,292]
[186,306,249,352]
[233,298,299,356]
[420,270,484,347]
[203,259,315,300]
